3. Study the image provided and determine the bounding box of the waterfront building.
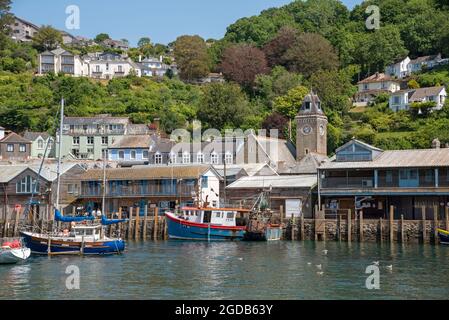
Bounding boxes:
[23,131,55,158]
[226,175,317,218]
[318,138,449,220]
[0,163,85,220]
[77,165,221,214]
[108,135,152,166]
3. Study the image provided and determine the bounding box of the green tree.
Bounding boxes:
[94,33,110,43]
[273,85,309,119]
[173,35,210,81]
[197,82,251,130]
[138,37,152,47]
[32,26,63,51]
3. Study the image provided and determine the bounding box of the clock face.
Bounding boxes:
[319,124,325,136]
[302,126,312,135]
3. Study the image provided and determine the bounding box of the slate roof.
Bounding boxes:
[80,165,213,181]
[226,175,317,189]
[23,131,51,141]
[63,116,129,126]
[410,54,441,64]
[0,132,31,144]
[358,73,398,84]
[109,135,152,149]
[0,163,80,183]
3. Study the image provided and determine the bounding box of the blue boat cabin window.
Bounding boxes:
[226,212,234,219]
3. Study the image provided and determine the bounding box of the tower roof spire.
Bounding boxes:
[299,90,324,115]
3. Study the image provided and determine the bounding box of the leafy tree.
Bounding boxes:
[94,33,110,43]
[407,79,420,89]
[262,112,288,139]
[32,26,62,51]
[197,82,251,130]
[220,44,269,90]
[262,26,298,68]
[283,33,339,77]
[273,85,309,119]
[138,37,152,47]
[0,0,12,38]
[173,35,210,81]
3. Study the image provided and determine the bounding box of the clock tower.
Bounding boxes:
[295,91,328,161]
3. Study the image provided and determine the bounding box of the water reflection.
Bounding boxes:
[0,241,448,300]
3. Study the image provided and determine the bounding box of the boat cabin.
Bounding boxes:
[69,224,103,241]
[179,207,239,227]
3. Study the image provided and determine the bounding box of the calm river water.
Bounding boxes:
[0,241,448,300]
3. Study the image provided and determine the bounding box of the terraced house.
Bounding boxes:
[318,139,449,220]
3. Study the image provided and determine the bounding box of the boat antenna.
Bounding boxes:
[55,97,64,211]
[102,153,107,217]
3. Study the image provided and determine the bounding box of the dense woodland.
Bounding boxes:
[2,0,449,153]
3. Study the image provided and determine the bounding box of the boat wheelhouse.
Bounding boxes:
[165,207,248,241]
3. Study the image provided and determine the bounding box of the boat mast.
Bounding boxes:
[102,154,106,216]
[55,98,64,211]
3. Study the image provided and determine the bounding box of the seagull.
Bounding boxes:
[386,265,393,271]
[307,262,312,266]
[372,261,379,266]
[323,250,328,255]
[316,264,322,270]
[317,271,324,276]
[168,260,173,264]
[238,257,244,261]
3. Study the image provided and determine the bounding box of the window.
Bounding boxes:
[87,137,94,145]
[386,171,393,183]
[118,65,123,72]
[201,176,208,188]
[226,212,234,219]
[118,151,125,160]
[305,102,311,110]
[212,201,218,207]
[102,149,108,159]
[73,137,80,145]
[37,139,44,149]
[363,84,368,90]
[215,212,221,218]
[95,65,100,72]
[197,153,204,164]
[19,144,26,153]
[68,184,78,194]
[72,149,79,158]
[102,136,108,145]
[130,150,136,160]
[425,170,433,182]
[210,153,219,164]
[16,175,38,194]
[6,144,13,152]
[87,148,94,156]
[155,153,162,164]
[143,151,149,160]
[393,96,400,104]
[225,153,233,165]
[183,152,190,164]
[169,153,176,164]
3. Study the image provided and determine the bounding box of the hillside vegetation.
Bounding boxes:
[1,0,449,153]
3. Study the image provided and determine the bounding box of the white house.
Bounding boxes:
[9,16,39,42]
[385,57,411,79]
[354,73,401,106]
[86,53,141,79]
[138,56,178,77]
[389,86,447,112]
[38,48,88,76]
[408,54,443,74]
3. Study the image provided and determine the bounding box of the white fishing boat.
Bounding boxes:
[0,239,31,264]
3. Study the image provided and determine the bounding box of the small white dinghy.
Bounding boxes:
[0,239,31,264]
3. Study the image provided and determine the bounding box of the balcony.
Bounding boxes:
[321,177,374,189]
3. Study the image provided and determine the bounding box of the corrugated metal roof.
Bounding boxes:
[227,175,317,189]
[0,165,28,183]
[321,148,449,170]
[80,165,213,181]
[0,163,79,183]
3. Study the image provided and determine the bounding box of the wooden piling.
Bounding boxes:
[118,207,123,237]
[143,205,148,241]
[337,212,341,242]
[389,205,394,243]
[163,217,168,240]
[127,207,133,240]
[300,214,304,241]
[359,211,364,242]
[434,205,439,245]
[445,206,449,231]
[13,207,21,237]
[379,218,383,243]
[280,205,284,221]
[422,206,427,243]
[153,207,159,240]
[400,214,405,243]
[347,209,351,242]
[3,206,9,237]
[135,207,140,241]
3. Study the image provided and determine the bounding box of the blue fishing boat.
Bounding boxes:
[437,229,449,245]
[20,210,127,255]
[165,207,248,241]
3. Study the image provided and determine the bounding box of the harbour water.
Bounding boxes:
[1,241,449,300]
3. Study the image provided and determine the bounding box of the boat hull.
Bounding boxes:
[438,229,449,245]
[165,212,245,241]
[20,232,125,255]
[0,248,31,264]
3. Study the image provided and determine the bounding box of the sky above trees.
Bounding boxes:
[11,0,361,46]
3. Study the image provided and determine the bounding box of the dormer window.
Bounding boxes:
[305,102,311,110]
[317,102,321,110]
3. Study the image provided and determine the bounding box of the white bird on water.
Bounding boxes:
[316,264,322,270]
[372,261,380,266]
[323,250,328,255]
[317,271,324,276]
[386,265,393,271]
[307,262,312,266]
[238,257,244,261]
